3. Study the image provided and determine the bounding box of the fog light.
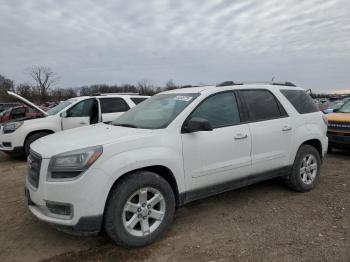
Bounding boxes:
[2,142,11,147]
[46,201,73,217]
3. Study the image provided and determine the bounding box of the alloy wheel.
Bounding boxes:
[299,154,318,185]
[122,187,166,237]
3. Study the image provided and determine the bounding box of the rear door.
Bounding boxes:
[99,97,130,123]
[182,91,252,192]
[238,89,293,174]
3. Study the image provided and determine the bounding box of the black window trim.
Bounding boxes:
[181,90,243,133]
[236,89,290,124]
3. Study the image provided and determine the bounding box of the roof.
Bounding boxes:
[71,94,149,102]
[161,83,304,95]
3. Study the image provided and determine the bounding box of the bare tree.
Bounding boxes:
[27,66,59,102]
[165,79,178,90]
[137,79,153,95]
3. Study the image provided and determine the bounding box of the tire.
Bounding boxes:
[104,171,175,248]
[287,145,321,192]
[24,132,51,157]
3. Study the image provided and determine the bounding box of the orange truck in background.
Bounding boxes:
[326,100,350,151]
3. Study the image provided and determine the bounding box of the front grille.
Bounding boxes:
[27,150,42,189]
[328,121,350,131]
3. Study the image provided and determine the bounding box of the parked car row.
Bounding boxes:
[7,82,329,247]
[0,92,149,156]
[0,105,45,124]
[314,97,350,114]
[326,99,350,151]
[0,102,20,113]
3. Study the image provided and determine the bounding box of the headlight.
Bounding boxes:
[3,121,23,134]
[48,145,103,180]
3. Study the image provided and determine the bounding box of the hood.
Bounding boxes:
[326,112,350,122]
[7,91,48,116]
[31,123,155,158]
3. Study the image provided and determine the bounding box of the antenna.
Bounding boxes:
[271,76,275,82]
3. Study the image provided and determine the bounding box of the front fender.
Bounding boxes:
[98,146,186,205]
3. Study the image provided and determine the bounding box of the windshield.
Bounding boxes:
[47,99,75,115]
[338,101,350,113]
[111,93,200,129]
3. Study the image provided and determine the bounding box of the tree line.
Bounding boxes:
[0,66,181,104]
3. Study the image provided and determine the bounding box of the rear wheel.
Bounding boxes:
[104,171,175,248]
[24,132,51,156]
[287,145,321,192]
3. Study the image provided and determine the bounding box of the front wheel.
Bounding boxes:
[104,171,175,248]
[287,145,321,192]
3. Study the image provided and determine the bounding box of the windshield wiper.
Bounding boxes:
[112,123,138,128]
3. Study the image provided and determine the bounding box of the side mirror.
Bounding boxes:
[60,111,68,118]
[333,108,339,113]
[184,117,213,133]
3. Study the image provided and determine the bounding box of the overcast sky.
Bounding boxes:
[0,0,349,91]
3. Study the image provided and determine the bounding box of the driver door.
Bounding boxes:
[181,91,252,193]
[61,98,97,130]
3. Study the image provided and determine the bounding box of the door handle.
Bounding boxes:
[79,122,87,125]
[282,126,292,131]
[234,133,248,140]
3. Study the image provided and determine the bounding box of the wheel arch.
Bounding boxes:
[295,138,323,163]
[25,129,55,143]
[105,165,181,210]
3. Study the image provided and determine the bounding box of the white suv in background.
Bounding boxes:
[0,92,149,156]
[25,82,328,247]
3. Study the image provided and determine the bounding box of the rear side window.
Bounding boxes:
[190,92,240,128]
[130,97,148,105]
[280,90,318,114]
[239,90,286,122]
[100,98,130,113]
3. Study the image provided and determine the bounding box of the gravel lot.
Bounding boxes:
[0,150,349,262]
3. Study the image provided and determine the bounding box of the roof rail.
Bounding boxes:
[216,81,297,87]
[92,93,140,96]
[180,85,202,88]
[216,81,243,87]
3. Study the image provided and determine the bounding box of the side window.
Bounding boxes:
[189,92,240,128]
[67,99,94,117]
[239,90,284,122]
[99,98,130,114]
[280,90,319,114]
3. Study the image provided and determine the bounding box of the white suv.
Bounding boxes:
[0,92,149,156]
[25,82,328,247]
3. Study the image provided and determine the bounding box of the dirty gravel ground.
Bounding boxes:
[0,151,349,262]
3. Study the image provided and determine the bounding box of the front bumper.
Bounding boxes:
[25,156,111,235]
[0,128,24,154]
[0,144,23,155]
[26,188,102,234]
[328,130,350,148]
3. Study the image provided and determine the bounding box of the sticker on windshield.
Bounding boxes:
[174,96,193,102]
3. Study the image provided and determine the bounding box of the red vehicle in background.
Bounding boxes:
[0,105,45,123]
